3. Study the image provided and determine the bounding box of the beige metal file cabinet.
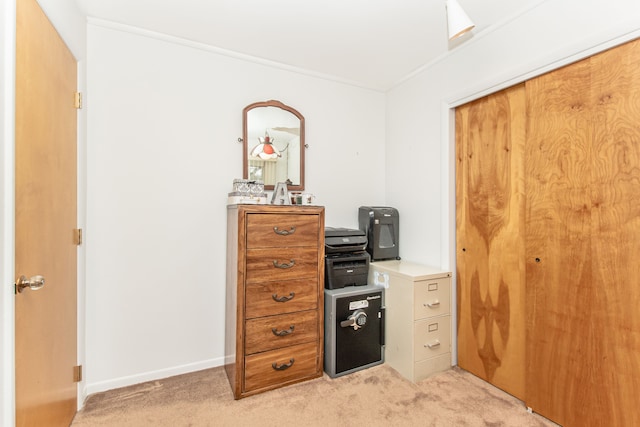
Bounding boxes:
[369,260,452,382]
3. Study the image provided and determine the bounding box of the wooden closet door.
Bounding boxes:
[455,83,526,400]
[526,38,640,427]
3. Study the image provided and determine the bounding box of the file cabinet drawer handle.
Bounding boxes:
[425,340,441,349]
[424,301,440,308]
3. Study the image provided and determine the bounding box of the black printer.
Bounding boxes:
[324,227,370,289]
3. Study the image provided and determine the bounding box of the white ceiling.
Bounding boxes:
[75,0,542,91]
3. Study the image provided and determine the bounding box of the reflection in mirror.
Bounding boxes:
[243,100,305,191]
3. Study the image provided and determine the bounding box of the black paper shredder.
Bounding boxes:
[358,206,400,261]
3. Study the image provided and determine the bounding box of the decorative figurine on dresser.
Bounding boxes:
[225,204,325,399]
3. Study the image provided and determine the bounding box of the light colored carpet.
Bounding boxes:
[71,365,557,427]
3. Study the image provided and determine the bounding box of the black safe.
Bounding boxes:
[324,284,385,378]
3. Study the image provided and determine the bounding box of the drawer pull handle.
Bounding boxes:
[273,259,295,269]
[272,325,295,336]
[272,292,295,302]
[424,301,440,308]
[274,226,296,235]
[425,340,441,349]
[272,358,295,371]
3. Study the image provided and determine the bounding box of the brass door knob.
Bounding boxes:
[15,275,45,294]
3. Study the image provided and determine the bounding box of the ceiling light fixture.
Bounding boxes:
[446,0,475,40]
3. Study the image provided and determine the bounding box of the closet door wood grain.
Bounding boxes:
[455,83,526,400]
[525,38,640,427]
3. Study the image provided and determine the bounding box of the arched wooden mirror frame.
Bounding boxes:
[242,100,305,191]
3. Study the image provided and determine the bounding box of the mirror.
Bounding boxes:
[243,100,305,191]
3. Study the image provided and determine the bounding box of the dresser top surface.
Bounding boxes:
[228,204,324,214]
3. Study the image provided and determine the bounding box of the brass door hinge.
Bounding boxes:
[74,228,83,246]
[74,92,82,109]
[74,365,83,382]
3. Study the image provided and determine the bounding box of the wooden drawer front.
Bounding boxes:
[414,278,450,320]
[244,342,319,392]
[414,316,451,362]
[245,279,318,319]
[246,214,319,248]
[245,310,318,355]
[246,248,318,283]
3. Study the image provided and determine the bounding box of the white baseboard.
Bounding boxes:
[81,356,225,405]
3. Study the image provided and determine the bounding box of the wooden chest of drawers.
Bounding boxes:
[225,205,325,399]
[369,260,452,383]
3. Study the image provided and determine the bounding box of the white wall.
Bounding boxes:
[385,0,640,364]
[84,21,386,394]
